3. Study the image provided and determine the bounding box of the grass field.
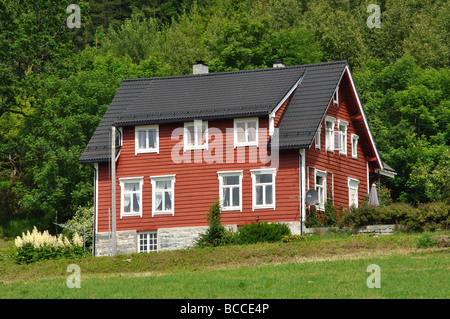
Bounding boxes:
[0,232,448,299]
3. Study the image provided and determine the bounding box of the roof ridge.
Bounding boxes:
[122,60,348,83]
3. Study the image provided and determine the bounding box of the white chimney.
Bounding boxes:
[273,59,285,68]
[193,61,209,74]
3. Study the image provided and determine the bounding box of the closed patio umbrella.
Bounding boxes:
[368,183,379,206]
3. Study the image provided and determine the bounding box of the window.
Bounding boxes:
[315,124,321,150]
[351,134,359,158]
[218,171,243,211]
[119,177,144,218]
[315,170,327,211]
[184,120,208,150]
[234,118,258,147]
[333,87,339,106]
[135,125,159,154]
[150,175,175,216]
[348,178,360,208]
[338,120,348,155]
[250,168,276,210]
[325,116,336,152]
[138,232,157,253]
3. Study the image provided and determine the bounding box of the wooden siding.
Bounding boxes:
[97,116,300,233]
[305,71,379,209]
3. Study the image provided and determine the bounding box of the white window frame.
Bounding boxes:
[138,231,158,253]
[250,168,277,211]
[325,116,336,152]
[315,124,321,150]
[184,120,208,151]
[234,117,259,148]
[217,170,243,212]
[348,178,360,208]
[150,175,176,216]
[119,177,144,218]
[338,120,348,155]
[315,170,327,211]
[351,134,359,159]
[135,125,159,155]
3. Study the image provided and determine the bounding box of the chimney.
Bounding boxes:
[193,60,209,74]
[273,59,285,68]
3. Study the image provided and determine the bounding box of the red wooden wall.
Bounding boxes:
[97,116,300,233]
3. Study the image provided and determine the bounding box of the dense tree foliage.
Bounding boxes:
[0,0,448,232]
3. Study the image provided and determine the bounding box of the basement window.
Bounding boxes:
[138,232,158,253]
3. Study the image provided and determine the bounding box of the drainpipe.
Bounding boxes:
[111,126,117,256]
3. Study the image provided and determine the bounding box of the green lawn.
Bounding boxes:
[0,232,449,299]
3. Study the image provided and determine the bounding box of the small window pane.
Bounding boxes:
[223,188,230,206]
[155,192,163,211]
[186,126,195,146]
[232,187,240,206]
[165,191,172,210]
[247,121,257,142]
[125,182,139,192]
[137,131,147,149]
[133,193,140,212]
[148,129,157,149]
[265,185,273,204]
[316,176,323,186]
[256,185,263,205]
[124,194,131,213]
[224,176,239,185]
[156,181,170,190]
[256,174,272,183]
[236,122,246,143]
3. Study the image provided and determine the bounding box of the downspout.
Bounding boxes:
[299,149,306,236]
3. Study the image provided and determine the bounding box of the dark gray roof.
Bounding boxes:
[79,61,348,163]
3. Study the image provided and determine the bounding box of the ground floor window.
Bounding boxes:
[138,231,158,253]
[348,178,360,208]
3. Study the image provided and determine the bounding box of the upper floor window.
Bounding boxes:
[234,118,258,147]
[184,120,208,151]
[119,177,144,218]
[351,134,359,158]
[315,124,321,150]
[135,125,159,155]
[338,120,348,155]
[325,116,336,152]
[333,87,339,106]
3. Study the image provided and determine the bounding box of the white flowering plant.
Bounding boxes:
[14,226,85,264]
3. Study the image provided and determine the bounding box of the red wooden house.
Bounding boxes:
[80,60,395,256]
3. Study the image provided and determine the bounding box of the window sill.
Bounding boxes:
[136,149,158,155]
[121,212,142,218]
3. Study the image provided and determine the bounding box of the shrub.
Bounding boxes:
[416,233,439,248]
[233,222,291,245]
[195,198,229,247]
[14,226,85,264]
[305,205,324,228]
[324,197,337,226]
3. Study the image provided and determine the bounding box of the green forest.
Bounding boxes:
[0,0,448,234]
